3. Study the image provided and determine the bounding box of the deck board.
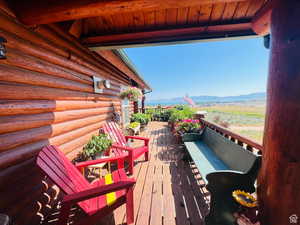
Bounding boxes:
[114,122,209,225]
[40,122,209,225]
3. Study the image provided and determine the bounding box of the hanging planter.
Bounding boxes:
[120,87,142,101]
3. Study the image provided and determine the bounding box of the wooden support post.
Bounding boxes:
[141,95,145,114]
[133,101,138,114]
[258,1,300,224]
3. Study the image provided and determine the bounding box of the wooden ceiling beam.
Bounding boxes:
[251,0,273,36]
[10,0,248,25]
[82,23,255,48]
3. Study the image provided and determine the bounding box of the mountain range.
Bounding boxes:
[147,92,266,105]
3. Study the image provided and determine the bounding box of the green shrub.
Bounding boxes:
[175,120,201,135]
[168,105,196,123]
[83,134,112,159]
[145,108,155,120]
[131,113,150,125]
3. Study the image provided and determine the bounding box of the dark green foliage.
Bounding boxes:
[168,105,196,123]
[175,121,201,135]
[83,134,112,159]
[131,113,150,125]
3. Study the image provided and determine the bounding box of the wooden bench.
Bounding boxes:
[182,127,261,225]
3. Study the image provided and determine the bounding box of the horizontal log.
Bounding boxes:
[0,28,128,85]
[0,174,44,208]
[60,128,100,155]
[49,23,93,57]
[0,83,119,100]
[0,157,36,186]
[35,25,131,84]
[0,64,94,92]
[0,63,120,97]
[66,144,86,160]
[5,185,44,218]
[0,119,110,169]
[0,100,121,116]
[0,166,42,193]
[48,23,132,86]
[0,114,110,151]
[4,47,92,85]
[0,11,67,57]
[0,12,131,85]
[0,106,117,134]
[94,50,147,89]
[10,0,247,25]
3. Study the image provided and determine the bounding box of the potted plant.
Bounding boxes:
[175,119,203,143]
[127,122,141,136]
[83,134,113,160]
[167,106,196,131]
[120,87,142,101]
[131,113,150,130]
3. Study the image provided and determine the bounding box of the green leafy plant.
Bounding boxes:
[145,108,155,120]
[131,113,150,125]
[120,87,142,101]
[175,120,202,135]
[83,134,112,159]
[168,106,196,123]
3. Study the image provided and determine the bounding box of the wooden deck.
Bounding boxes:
[113,121,210,225]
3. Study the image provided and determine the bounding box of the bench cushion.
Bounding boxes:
[184,141,228,183]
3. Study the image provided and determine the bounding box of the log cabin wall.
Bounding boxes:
[0,8,136,225]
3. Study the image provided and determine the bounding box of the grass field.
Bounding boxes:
[198,104,265,143]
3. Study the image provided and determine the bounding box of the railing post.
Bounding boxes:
[246,145,253,152]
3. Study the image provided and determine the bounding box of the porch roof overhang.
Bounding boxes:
[7,0,271,49]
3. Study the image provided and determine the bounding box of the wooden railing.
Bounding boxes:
[138,106,169,114]
[200,118,263,155]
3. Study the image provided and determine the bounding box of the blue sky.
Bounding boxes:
[125,37,269,101]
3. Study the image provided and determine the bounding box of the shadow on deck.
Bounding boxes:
[41,122,210,225]
[113,121,210,225]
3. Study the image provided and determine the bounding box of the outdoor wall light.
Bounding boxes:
[98,79,111,89]
[93,76,111,93]
[0,37,7,59]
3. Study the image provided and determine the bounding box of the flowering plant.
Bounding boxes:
[182,119,200,123]
[120,87,142,101]
[175,119,201,135]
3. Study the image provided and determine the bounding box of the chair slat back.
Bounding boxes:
[103,122,127,156]
[37,146,91,210]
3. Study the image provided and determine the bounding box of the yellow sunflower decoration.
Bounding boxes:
[232,190,257,208]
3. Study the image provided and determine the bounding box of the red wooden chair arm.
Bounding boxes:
[62,180,136,205]
[125,136,150,145]
[112,144,134,152]
[75,155,125,169]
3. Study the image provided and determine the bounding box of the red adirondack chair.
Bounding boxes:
[102,121,150,175]
[36,145,135,225]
